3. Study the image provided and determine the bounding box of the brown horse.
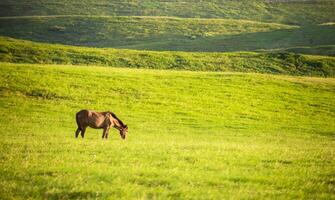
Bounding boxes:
[75,109,128,139]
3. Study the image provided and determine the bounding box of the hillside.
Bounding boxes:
[0,1,334,55]
[0,63,334,199]
[0,16,294,48]
[1,37,334,77]
[1,16,334,54]
[1,0,334,25]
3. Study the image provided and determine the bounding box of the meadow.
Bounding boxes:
[1,0,334,25]
[0,63,334,199]
[0,16,334,54]
[1,0,335,199]
[1,37,334,77]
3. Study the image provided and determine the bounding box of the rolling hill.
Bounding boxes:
[0,16,333,54]
[0,16,296,49]
[1,36,334,76]
[0,1,334,55]
[1,0,334,25]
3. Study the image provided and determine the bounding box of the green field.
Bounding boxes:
[0,63,334,199]
[1,0,335,199]
[1,1,334,55]
[1,36,335,77]
[1,16,334,54]
[1,0,334,25]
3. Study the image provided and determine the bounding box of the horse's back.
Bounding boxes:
[76,109,89,116]
[76,109,107,129]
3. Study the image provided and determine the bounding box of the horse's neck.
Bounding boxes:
[112,118,122,129]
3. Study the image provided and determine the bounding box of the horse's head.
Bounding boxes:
[119,125,128,140]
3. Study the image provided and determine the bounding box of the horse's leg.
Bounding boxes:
[102,128,106,139]
[104,128,110,139]
[80,127,86,138]
[75,128,81,138]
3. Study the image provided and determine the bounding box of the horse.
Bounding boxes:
[75,109,128,139]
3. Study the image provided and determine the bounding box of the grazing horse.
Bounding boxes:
[75,109,128,139]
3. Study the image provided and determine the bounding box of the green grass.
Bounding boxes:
[1,36,334,77]
[122,24,335,54]
[1,1,335,199]
[0,16,296,50]
[1,16,334,54]
[1,0,334,25]
[278,45,335,57]
[0,63,334,199]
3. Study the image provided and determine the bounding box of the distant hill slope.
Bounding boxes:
[0,0,334,25]
[0,16,334,54]
[0,16,293,49]
[1,37,334,77]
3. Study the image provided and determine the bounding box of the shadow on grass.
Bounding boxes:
[261,160,293,165]
[121,25,335,55]
[0,17,334,55]
[314,131,335,139]
[45,191,97,200]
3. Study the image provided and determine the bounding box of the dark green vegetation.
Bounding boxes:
[0,16,294,50]
[0,63,334,199]
[1,37,334,76]
[0,16,334,54]
[1,0,334,25]
[1,1,334,55]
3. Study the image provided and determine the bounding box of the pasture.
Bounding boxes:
[1,37,335,77]
[1,0,334,25]
[0,63,334,199]
[1,0,335,199]
[0,16,334,54]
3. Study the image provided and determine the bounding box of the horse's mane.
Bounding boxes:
[109,112,125,127]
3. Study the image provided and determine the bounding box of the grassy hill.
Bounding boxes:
[1,1,334,54]
[1,0,334,25]
[1,36,334,77]
[0,16,334,54]
[0,16,296,50]
[0,63,334,199]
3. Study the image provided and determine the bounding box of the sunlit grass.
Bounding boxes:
[0,63,334,199]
